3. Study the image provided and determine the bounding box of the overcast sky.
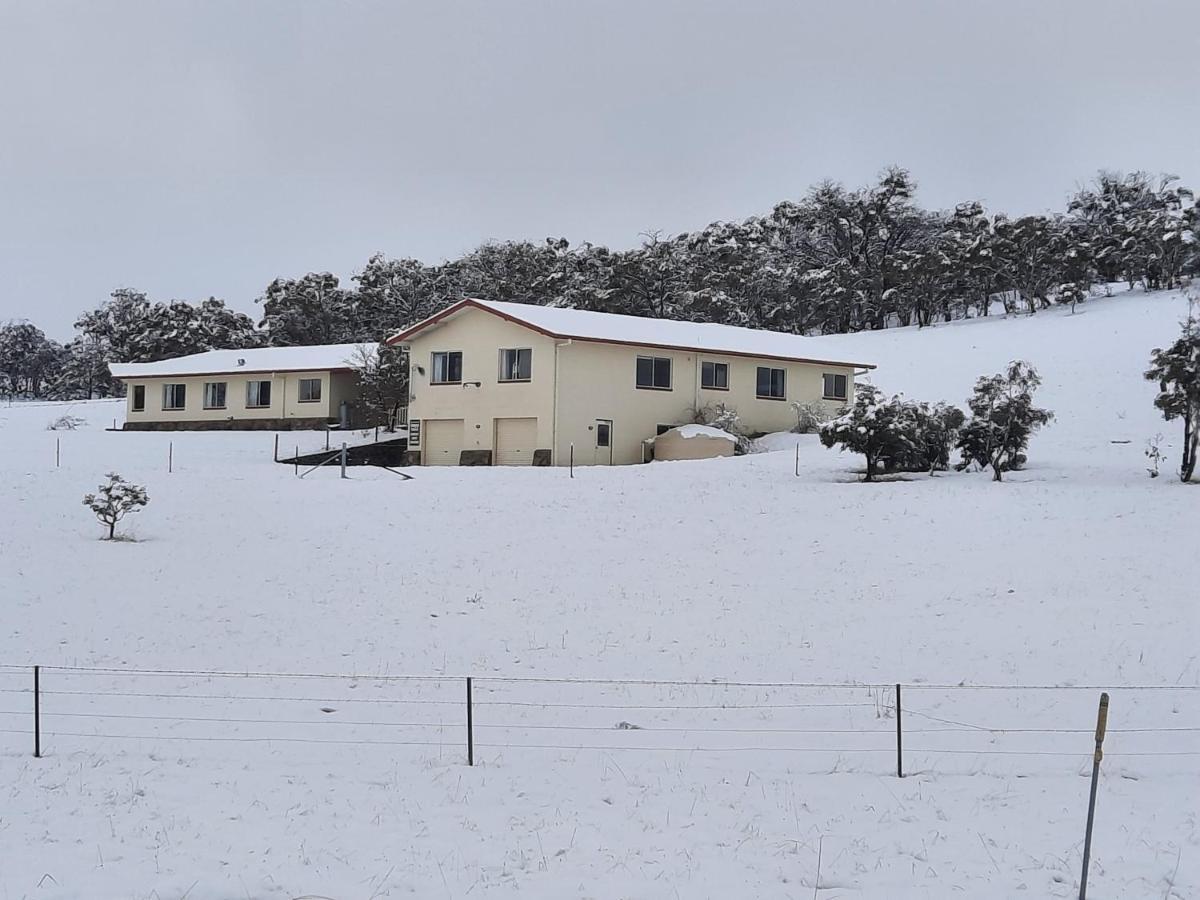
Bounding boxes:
[2,0,1197,338]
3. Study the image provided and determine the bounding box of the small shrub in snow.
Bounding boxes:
[83,473,149,540]
[691,402,753,454]
[818,384,914,482]
[956,361,1054,481]
[47,414,85,431]
[1145,434,1165,478]
[887,401,967,474]
[1144,314,1200,482]
[791,399,829,434]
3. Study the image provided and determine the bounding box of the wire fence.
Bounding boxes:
[0,665,1197,775]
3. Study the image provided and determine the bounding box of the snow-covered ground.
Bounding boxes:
[1,289,1196,898]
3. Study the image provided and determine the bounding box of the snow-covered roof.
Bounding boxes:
[388,298,876,368]
[108,343,375,379]
[673,423,738,442]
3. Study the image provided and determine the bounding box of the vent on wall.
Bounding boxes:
[236,359,246,366]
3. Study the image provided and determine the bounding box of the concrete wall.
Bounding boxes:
[653,429,737,461]
[121,370,357,427]
[405,307,558,460]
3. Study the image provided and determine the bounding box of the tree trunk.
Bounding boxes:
[863,452,875,482]
[107,520,115,540]
[1182,412,1198,483]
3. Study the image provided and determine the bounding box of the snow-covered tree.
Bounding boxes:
[352,342,409,430]
[819,384,915,481]
[0,321,63,398]
[957,361,1054,481]
[1145,313,1200,482]
[83,473,149,540]
[258,273,356,345]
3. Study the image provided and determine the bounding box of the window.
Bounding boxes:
[246,380,272,408]
[756,366,786,400]
[635,356,672,390]
[203,382,227,409]
[131,385,145,412]
[655,424,673,436]
[823,373,848,401]
[701,360,729,390]
[431,351,463,384]
[298,378,322,402]
[596,421,611,447]
[162,383,186,410]
[498,348,532,382]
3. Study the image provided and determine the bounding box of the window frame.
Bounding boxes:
[161,383,186,411]
[635,355,673,391]
[203,381,227,410]
[297,377,322,403]
[822,372,848,401]
[700,360,729,391]
[595,421,611,447]
[497,348,533,383]
[245,379,272,409]
[430,351,463,385]
[131,385,146,412]
[755,366,787,401]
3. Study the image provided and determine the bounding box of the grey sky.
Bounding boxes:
[2,0,1197,339]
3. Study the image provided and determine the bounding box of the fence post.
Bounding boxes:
[325,426,330,451]
[274,434,279,462]
[294,446,299,476]
[56,438,60,469]
[795,443,800,477]
[33,665,41,758]
[895,683,903,778]
[340,442,348,479]
[466,676,474,766]
[1079,692,1110,900]
[570,443,574,478]
[168,441,173,474]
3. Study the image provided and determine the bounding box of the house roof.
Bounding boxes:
[387,298,876,369]
[108,343,376,379]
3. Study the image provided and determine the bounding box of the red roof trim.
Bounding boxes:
[386,299,876,370]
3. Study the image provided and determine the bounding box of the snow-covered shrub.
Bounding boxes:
[886,401,967,473]
[46,414,85,431]
[1144,313,1200,482]
[818,384,914,482]
[791,400,829,434]
[956,361,1054,481]
[1145,434,1165,478]
[691,402,753,454]
[83,473,149,540]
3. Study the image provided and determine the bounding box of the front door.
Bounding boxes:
[594,418,613,465]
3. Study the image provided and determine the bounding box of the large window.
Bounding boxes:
[162,383,186,410]
[635,356,672,390]
[131,385,145,412]
[756,367,786,400]
[203,382,227,409]
[498,348,532,382]
[431,351,463,384]
[298,378,322,402]
[246,380,272,408]
[701,360,729,390]
[823,373,848,401]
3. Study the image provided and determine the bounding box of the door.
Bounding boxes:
[424,418,464,466]
[594,418,613,465]
[494,417,538,465]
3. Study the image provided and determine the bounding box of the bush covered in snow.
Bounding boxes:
[956,361,1054,481]
[83,473,149,540]
[691,402,753,454]
[46,414,85,431]
[818,385,913,481]
[889,401,967,474]
[790,399,830,434]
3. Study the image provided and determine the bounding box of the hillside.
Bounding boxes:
[0,287,1195,899]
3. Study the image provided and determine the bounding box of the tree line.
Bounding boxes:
[2,167,1195,400]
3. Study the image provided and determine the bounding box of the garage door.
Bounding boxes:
[423,419,464,466]
[494,417,538,465]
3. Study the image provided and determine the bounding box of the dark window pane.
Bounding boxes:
[449,352,462,382]
[756,367,771,396]
[716,363,728,388]
[132,385,145,411]
[654,357,671,388]
[596,422,610,447]
[636,357,653,387]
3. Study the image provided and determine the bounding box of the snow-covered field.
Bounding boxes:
[1,288,1197,899]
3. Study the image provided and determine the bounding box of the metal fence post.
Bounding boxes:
[273,434,279,462]
[33,665,41,758]
[570,443,574,478]
[294,446,299,476]
[1079,692,1110,900]
[168,441,173,474]
[466,677,474,766]
[340,442,348,479]
[895,683,903,778]
[56,438,60,469]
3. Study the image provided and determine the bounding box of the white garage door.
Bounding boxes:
[424,419,464,466]
[494,417,538,465]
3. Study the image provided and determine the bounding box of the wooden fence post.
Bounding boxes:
[33,665,41,758]
[1079,692,1110,900]
[466,677,474,766]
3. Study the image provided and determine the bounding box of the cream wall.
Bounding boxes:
[555,343,857,465]
[122,370,347,424]
[405,307,558,457]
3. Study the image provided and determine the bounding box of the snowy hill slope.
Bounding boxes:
[0,289,1196,899]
